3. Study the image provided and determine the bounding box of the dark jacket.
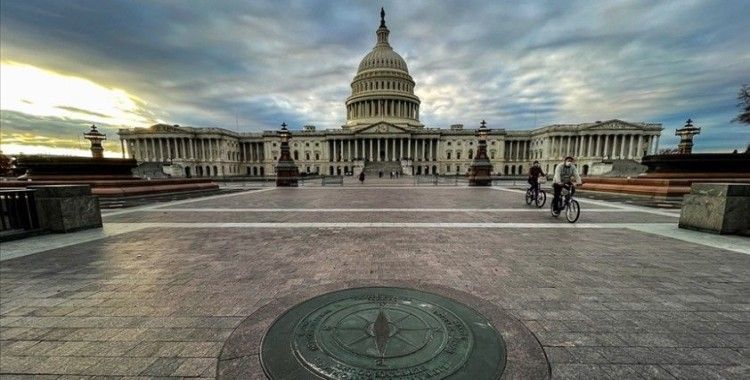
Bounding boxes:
[529,166,545,179]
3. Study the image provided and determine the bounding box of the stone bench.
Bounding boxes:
[321,176,344,186]
[29,185,102,233]
[679,183,749,236]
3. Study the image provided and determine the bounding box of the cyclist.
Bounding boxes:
[527,161,545,200]
[552,156,582,214]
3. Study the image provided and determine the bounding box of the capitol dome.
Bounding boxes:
[345,8,422,129]
[357,42,409,73]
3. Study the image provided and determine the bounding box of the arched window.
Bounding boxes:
[294,151,299,160]
[504,165,509,175]
[447,152,451,160]
[457,151,461,160]
[305,153,310,160]
[468,149,474,159]
[315,153,320,160]
[511,165,516,175]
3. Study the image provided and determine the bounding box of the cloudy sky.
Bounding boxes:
[1,0,748,156]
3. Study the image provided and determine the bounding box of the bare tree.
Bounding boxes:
[732,84,750,125]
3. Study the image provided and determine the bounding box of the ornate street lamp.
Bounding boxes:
[275,122,299,187]
[675,118,701,154]
[83,125,106,159]
[468,120,494,186]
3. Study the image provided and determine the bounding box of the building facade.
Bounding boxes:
[118,10,662,178]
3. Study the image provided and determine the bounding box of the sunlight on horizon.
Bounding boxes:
[0,61,152,126]
[0,143,121,158]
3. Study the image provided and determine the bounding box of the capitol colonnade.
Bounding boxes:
[327,137,440,162]
[119,120,661,178]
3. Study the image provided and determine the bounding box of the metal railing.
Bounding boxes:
[0,188,40,232]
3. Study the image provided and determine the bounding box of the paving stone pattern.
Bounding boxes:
[1,187,748,379]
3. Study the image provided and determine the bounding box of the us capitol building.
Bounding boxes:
[118,9,662,178]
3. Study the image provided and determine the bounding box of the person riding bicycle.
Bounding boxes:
[527,161,545,198]
[552,156,582,214]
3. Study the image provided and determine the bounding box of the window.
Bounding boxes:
[468,149,474,159]
[294,151,299,160]
[447,152,452,160]
[457,152,461,160]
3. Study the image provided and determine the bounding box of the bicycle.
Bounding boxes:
[524,179,546,208]
[551,183,580,223]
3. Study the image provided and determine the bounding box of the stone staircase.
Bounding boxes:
[363,161,402,176]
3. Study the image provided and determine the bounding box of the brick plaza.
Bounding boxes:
[1,183,749,379]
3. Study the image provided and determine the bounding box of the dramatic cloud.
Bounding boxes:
[1,0,748,156]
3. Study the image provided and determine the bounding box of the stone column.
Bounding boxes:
[619,134,626,159]
[508,140,513,161]
[637,134,643,158]
[385,138,389,161]
[603,135,610,158]
[400,139,404,160]
[580,136,585,157]
[628,134,635,159]
[436,140,440,161]
[407,138,411,158]
[654,135,660,153]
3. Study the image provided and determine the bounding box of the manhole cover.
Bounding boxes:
[260,287,506,379]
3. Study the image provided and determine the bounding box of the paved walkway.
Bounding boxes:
[1,186,748,379]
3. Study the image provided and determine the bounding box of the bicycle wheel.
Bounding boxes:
[565,199,580,223]
[535,190,547,208]
[525,189,533,205]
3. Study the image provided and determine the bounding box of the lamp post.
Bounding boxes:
[83,125,106,159]
[275,122,299,187]
[468,120,493,186]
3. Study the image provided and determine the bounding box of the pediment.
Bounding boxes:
[582,119,644,131]
[354,122,411,134]
[151,124,187,133]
